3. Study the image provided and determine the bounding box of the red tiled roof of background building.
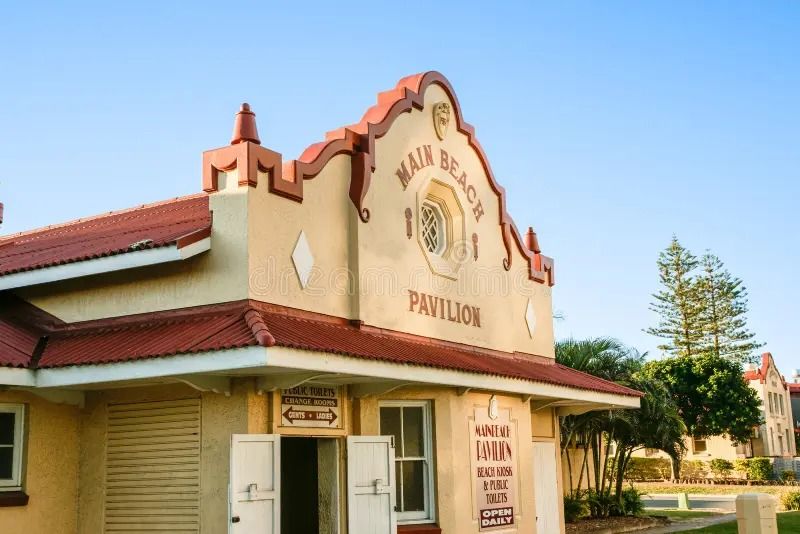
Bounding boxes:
[743,352,788,387]
[0,194,211,276]
[788,383,800,394]
[5,299,640,398]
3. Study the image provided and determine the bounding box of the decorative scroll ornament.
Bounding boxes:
[488,395,499,420]
[433,101,451,140]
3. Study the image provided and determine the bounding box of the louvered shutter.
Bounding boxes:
[104,398,201,533]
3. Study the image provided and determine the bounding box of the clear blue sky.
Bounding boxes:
[1,2,797,372]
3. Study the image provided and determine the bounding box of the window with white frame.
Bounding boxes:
[379,401,435,523]
[0,404,25,490]
[768,394,774,414]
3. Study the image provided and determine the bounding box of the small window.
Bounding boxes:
[0,404,25,490]
[379,401,435,523]
[420,203,445,255]
[692,437,707,453]
[769,394,774,414]
[780,395,785,416]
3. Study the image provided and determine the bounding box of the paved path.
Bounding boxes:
[643,493,737,512]
[637,513,735,533]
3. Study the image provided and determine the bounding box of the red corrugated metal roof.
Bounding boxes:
[0,319,40,368]
[15,299,639,398]
[0,194,211,276]
[0,295,60,367]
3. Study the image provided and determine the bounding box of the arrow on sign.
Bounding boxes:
[282,407,338,426]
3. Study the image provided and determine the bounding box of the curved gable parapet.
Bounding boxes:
[282,71,555,287]
[205,72,554,286]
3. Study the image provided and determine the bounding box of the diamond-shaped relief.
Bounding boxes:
[525,298,536,339]
[291,231,315,289]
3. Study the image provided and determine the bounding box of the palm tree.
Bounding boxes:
[557,337,685,517]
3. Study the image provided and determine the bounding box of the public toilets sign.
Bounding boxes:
[469,398,518,531]
[281,385,342,428]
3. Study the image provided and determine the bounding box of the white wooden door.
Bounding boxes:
[230,434,280,534]
[533,441,560,534]
[347,436,397,534]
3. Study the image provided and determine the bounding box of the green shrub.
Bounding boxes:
[681,460,709,479]
[734,459,750,479]
[781,470,796,482]
[586,489,621,518]
[563,492,587,523]
[621,487,645,516]
[782,491,800,511]
[710,459,734,478]
[624,457,671,481]
[748,457,773,481]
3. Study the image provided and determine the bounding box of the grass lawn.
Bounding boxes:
[672,511,800,532]
[635,481,797,499]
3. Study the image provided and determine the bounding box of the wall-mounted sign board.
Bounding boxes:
[469,398,519,531]
[280,385,342,428]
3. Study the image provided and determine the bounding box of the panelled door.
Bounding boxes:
[230,434,281,534]
[533,441,560,533]
[347,436,397,534]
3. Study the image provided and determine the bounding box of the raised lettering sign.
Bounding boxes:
[394,145,484,222]
[408,290,481,328]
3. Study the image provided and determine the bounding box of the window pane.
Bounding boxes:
[0,413,14,445]
[402,407,424,458]
[380,407,402,456]
[0,447,12,479]
[401,461,425,512]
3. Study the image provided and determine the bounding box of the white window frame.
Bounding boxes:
[0,404,25,490]
[379,400,436,524]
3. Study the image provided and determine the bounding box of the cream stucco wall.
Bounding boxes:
[0,391,80,534]
[244,82,555,357]
[357,387,560,534]
[76,380,268,534]
[61,381,565,534]
[17,181,249,323]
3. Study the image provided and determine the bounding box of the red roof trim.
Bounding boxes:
[3,298,641,398]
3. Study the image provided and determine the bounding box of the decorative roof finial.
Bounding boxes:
[230,103,261,145]
[524,226,541,254]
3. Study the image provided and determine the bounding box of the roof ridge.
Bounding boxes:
[0,192,207,243]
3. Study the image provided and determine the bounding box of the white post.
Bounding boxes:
[735,493,777,533]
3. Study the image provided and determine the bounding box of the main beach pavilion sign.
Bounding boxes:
[469,398,519,531]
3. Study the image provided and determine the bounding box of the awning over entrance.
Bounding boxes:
[0,299,640,405]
